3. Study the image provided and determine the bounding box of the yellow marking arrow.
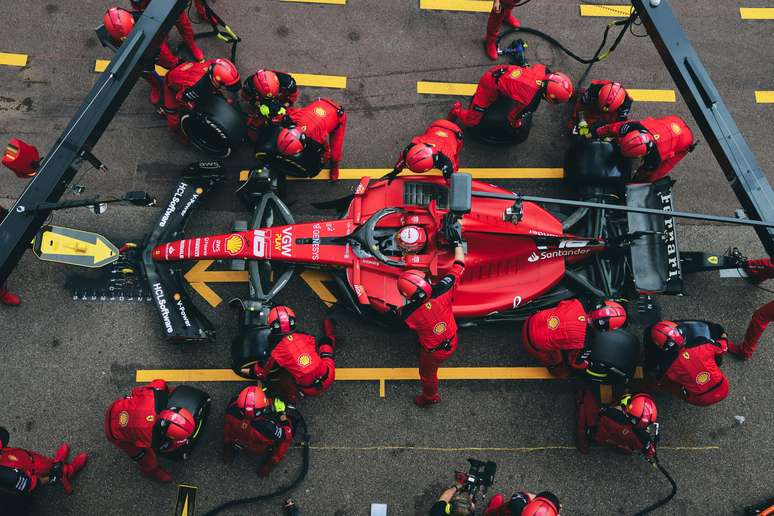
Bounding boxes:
[740,7,774,19]
[418,81,675,102]
[95,59,168,76]
[420,0,491,12]
[0,52,28,67]
[241,167,563,181]
[579,4,633,17]
[755,91,774,103]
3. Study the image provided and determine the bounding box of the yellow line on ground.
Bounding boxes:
[628,89,676,102]
[755,91,774,103]
[300,270,337,307]
[419,0,491,12]
[95,59,168,76]
[0,52,28,67]
[241,168,564,181]
[290,73,347,89]
[305,444,719,452]
[740,7,774,19]
[282,0,346,4]
[579,4,633,17]
[418,82,675,103]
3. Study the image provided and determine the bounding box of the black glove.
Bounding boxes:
[385,167,401,185]
[48,462,63,485]
[442,213,463,245]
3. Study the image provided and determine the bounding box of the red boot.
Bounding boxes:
[504,10,521,28]
[143,466,173,483]
[53,443,70,463]
[414,394,440,407]
[60,453,87,494]
[0,288,21,306]
[484,36,499,61]
[322,318,336,347]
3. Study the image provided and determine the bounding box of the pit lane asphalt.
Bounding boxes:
[1,1,773,515]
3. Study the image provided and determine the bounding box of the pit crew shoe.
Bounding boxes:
[727,340,752,360]
[189,44,205,62]
[322,318,336,347]
[485,37,499,61]
[0,289,21,306]
[53,443,70,463]
[505,13,521,28]
[414,394,440,408]
[60,453,87,494]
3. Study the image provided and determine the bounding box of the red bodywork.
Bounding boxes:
[152,176,606,317]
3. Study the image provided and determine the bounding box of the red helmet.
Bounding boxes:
[405,144,435,173]
[103,7,135,43]
[236,386,269,419]
[395,225,428,253]
[159,407,196,441]
[589,300,627,330]
[277,127,305,157]
[598,82,627,112]
[397,269,432,300]
[623,393,658,428]
[544,72,573,104]
[209,59,241,92]
[522,492,560,516]
[268,305,296,334]
[250,70,280,99]
[650,320,685,350]
[619,130,653,158]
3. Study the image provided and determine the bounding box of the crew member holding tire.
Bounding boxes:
[223,386,293,477]
[485,490,562,516]
[0,427,87,495]
[104,379,196,483]
[644,320,730,406]
[251,307,337,404]
[398,242,466,407]
[591,116,696,182]
[484,0,522,60]
[385,120,464,182]
[162,58,241,138]
[728,257,774,360]
[576,391,659,457]
[570,80,632,135]
[275,99,348,180]
[0,205,21,307]
[448,64,573,138]
[129,0,206,61]
[521,298,627,378]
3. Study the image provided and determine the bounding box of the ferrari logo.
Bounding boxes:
[146,415,155,423]
[510,69,522,79]
[314,107,327,118]
[118,411,130,427]
[433,322,447,335]
[670,122,682,134]
[547,316,560,330]
[425,302,433,310]
[435,130,449,138]
[298,354,312,367]
[695,371,711,385]
[682,351,690,359]
[225,234,245,256]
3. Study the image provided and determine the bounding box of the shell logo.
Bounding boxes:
[314,107,328,118]
[654,133,661,141]
[670,123,682,134]
[509,69,522,79]
[425,302,433,310]
[226,234,246,256]
[682,351,690,359]
[298,353,312,367]
[433,322,447,334]
[695,371,711,385]
[146,415,155,423]
[547,315,561,330]
[118,411,130,427]
[578,315,586,322]
[435,130,449,138]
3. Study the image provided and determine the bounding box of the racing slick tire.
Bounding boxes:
[467,96,532,145]
[180,95,246,158]
[564,139,631,187]
[584,328,639,384]
[162,385,212,461]
[231,325,275,380]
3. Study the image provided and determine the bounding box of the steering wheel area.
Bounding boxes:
[352,207,406,267]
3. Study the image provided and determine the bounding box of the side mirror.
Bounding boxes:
[449,173,472,216]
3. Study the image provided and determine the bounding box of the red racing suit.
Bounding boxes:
[393,120,463,179]
[253,332,336,404]
[401,261,465,400]
[521,298,589,377]
[0,447,58,494]
[455,64,548,129]
[130,0,204,61]
[286,99,348,166]
[104,380,178,477]
[570,79,632,128]
[484,491,532,515]
[595,116,695,182]
[244,71,300,141]
[737,258,774,358]
[223,398,293,477]
[162,59,224,132]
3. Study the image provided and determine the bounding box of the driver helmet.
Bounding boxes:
[236,386,269,419]
[268,305,296,335]
[589,300,627,330]
[522,492,561,516]
[619,130,653,158]
[103,7,135,43]
[209,58,241,92]
[405,144,435,173]
[397,269,432,300]
[158,407,196,441]
[395,225,427,253]
[622,393,658,429]
[650,320,685,350]
[598,82,627,112]
[544,71,574,104]
[277,127,306,158]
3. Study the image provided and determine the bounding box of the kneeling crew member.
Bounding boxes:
[242,69,299,140]
[645,320,729,406]
[223,386,293,477]
[576,391,658,458]
[570,80,632,134]
[105,379,196,483]
[592,116,696,182]
[521,299,627,378]
[485,490,562,516]
[386,120,464,182]
[399,241,466,407]
[252,307,337,404]
[0,427,87,495]
[448,64,573,131]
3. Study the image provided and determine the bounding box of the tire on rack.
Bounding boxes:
[180,95,246,158]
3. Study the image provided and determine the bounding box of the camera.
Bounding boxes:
[458,459,497,501]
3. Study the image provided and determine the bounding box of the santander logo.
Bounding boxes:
[527,252,539,263]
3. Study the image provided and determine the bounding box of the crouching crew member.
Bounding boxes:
[645,320,730,406]
[252,307,337,404]
[223,386,293,477]
[570,80,632,135]
[105,379,196,483]
[242,69,299,141]
[521,299,627,378]
[0,427,87,495]
[386,120,464,182]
